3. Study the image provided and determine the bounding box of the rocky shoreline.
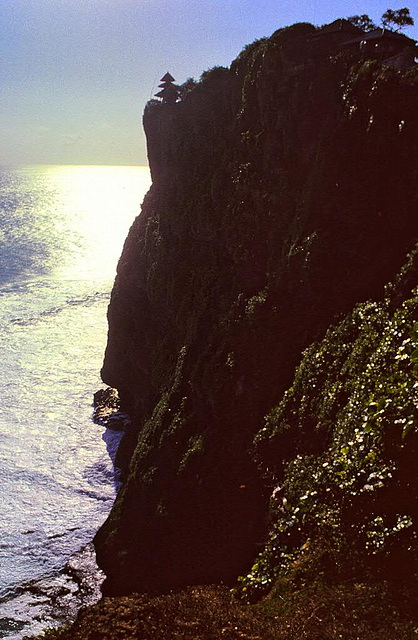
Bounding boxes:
[0,544,103,640]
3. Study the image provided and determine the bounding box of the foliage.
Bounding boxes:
[240,37,268,58]
[381,7,414,30]
[347,7,414,32]
[200,65,229,82]
[347,14,377,31]
[239,249,418,602]
[232,23,315,72]
[177,77,197,100]
[245,286,269,317]
[270,22,316,42]
[178,434,205,472]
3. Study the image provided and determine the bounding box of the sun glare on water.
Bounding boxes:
[0,163,154,617]
[29,164,152,282]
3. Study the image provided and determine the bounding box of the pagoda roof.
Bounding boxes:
[155,84,178,99]
[341,27,416,46]
[160,72,175,82]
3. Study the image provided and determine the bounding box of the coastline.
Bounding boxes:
[0,393,126,640]
[0,544,103,640]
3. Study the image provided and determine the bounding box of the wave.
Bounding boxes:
[74,488,113,502]
[0,461,114,504]
[5,291,110,328]
[0,465,65,488]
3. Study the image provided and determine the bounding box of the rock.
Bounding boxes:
[94,23,418,595]
[93,387,119,410]
[92,387,126,427]
[105,412,131,432]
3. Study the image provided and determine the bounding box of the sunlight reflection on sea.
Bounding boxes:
[0,165,151,636]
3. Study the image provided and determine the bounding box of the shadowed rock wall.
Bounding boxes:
[94,24,418,595]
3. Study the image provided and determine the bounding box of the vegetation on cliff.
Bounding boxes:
[348,6,415,31]
[37,18,418,640]
[239,246,418,605]
[95,20,418,598]
[39,248,418,640]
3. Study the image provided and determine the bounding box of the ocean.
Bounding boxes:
[0,165,151,638]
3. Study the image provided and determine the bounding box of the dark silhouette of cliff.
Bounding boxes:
[93,22,418,600]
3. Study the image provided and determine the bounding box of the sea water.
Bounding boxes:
[0,165,151,638]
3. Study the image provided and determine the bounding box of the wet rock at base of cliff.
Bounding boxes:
[0,544,104,640]
[93,388,131,431]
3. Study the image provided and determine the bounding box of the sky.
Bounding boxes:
[1,0,417,166]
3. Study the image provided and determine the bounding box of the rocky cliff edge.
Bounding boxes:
[94,23,418,597]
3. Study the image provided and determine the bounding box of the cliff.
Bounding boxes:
[94,23,418,599]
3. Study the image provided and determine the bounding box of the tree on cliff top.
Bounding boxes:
[347,7,414,32]
[381,7,414,30]
[347,14,378,31]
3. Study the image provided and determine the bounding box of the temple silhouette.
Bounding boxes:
[155,72,179,104]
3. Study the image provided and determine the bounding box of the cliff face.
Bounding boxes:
[95,24,418,595]
[239,247,418,601]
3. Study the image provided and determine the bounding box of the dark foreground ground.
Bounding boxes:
[38,575,418,640]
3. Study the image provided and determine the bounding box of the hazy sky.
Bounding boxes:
[1,0,417,166]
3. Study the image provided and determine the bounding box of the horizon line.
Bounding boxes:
[2,163,150,169]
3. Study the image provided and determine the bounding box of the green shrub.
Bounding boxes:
[239,248,418,602]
